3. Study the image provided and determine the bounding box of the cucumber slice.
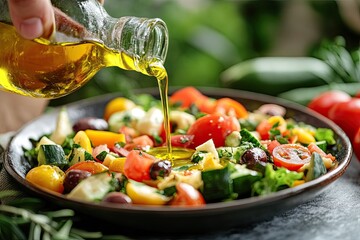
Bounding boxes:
[37,144,67,168]
[67,172,113,202]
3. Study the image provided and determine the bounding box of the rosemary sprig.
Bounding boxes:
[0,191,130,240]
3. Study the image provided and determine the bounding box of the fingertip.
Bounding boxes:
[19,17,44,39]
[8,0,54,40]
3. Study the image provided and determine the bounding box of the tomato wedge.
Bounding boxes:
[214,98,248,119]
[124,150,156,182]
[307,142,335,161]
[66,161,108,175]
[266,140,281,154]
[272,144,311,171]
[166,135,194,148]
[170,183,205,206]
[256,120,273,140]
[124,135,154,151]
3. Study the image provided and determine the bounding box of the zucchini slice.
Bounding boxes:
[201,164,233,202]
[37,144,67,168]
[305,152,327,181]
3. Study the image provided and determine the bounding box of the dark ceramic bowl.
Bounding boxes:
[4,87,352,234]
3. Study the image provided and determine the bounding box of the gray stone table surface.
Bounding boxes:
[1,133,359,240]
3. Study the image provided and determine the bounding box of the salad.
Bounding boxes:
[24,87,338,206]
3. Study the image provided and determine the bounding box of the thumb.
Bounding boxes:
[8,0,55,39]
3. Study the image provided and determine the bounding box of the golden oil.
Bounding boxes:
[0,22,156,98]
[0,22,174,158]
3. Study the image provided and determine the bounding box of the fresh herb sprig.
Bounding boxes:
[0,190,130,240]
[277,36,360,105]
[312,36,360,84]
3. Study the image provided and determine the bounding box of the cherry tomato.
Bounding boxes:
[266,140,281,154]
[26,165,65,193]
[214,98,248,119]
[170,87,207,108]
[353,128,360,161]
[307,90,351,118]
[124,135,154,151]
[167,135,194,148]
[328,98,360,140]
[256,120,272,140]
[272,144,312,171]
[187,114,240,148]
[124,150,157,182]
[170,183,205,206]
[256,116,287,140]
[66,160,108,175]
[307,142,335,161]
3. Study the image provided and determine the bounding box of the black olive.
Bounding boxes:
[102,192,132,204]
[150,160,172,180]
[258,104,286,117]
[241,147,268,172]
[63,169,91,193]
[73,117,108,132]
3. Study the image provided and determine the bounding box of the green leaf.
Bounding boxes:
[70,228,103,239]
[0,215,27,240]
[315,128,336,145]
[45,209,75,219]
[0,190,20,199]
[252,164,303,196]
[53,220,73,239]
[313,36,359,83]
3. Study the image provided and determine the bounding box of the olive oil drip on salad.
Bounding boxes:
[147,61,173,160]
[0,22,173,159]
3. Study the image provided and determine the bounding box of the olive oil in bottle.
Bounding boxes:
[0,22,166,98]
[0,0,174,158]
[0,22,173,158]
[0,0,169,98]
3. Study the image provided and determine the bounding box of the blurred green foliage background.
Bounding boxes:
[49,0,360,106]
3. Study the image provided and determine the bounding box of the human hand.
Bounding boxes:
[7,0,55,39]
[7,0,106,40]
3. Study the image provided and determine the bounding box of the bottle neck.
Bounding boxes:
[111,17,168,66]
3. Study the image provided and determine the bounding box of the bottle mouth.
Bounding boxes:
[138,18,168,64]
[117,17,169,65]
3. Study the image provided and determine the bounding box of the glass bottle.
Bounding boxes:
[0,0,168,98]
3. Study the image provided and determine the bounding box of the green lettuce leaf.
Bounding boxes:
[252,164,303,196]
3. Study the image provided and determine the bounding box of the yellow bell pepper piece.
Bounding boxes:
[292,180,305,187]
[292,128,316,144]
[267,116,287,133]
[103,97,136,120]
[126,180,170,205]
[201,153,223,171]
[73,131,93,154]
[84,130,125,148]
[101,153,116,167]
[108,157,127,173]
[268,116,286,126]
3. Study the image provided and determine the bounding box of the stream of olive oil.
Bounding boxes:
[0,21,173,159]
